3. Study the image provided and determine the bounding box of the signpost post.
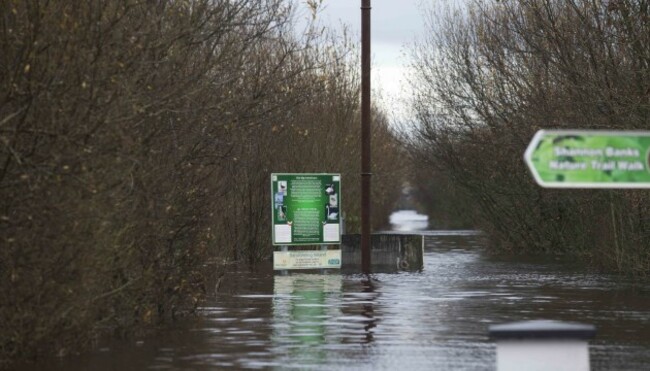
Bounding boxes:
[513,129,646,370]
[271,173,342,270]
[360,0,372,274]
[508,130,650,370]
[525,130,650,188]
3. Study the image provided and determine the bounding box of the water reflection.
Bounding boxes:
[270,273,381,367]
[360,278,378,343]
[272,274,341,367]
[13,233,650,371]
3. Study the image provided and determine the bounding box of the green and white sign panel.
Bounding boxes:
[273,250,342,270]
[525,130,650,188]
[271,173,341,245]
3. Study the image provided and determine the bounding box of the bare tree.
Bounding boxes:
[407,0,649,267]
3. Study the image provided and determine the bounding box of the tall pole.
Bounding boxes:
[361,0,372,273]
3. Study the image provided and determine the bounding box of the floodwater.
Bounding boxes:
[18,216,650,370]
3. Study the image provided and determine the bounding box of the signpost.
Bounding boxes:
[525,130,650,188]
[271,173,342,270]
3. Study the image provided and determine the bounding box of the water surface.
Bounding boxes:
[18,232,650,370]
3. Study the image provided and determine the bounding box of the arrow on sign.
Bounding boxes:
[524,130,650,188]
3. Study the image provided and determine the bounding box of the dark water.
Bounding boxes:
[19,232,650,370]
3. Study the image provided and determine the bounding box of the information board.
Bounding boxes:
[271,173,342,245]
[273,250,342,270]
[525,130,650,188]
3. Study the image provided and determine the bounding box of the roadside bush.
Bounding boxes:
[0,0,404,365]
[407,0,650,273]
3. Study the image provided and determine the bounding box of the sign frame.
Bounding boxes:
[524,129,650,189]
[270,173,342,246]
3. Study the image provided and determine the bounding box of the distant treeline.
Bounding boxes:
[407,0,649,273]
[0,0,404,365]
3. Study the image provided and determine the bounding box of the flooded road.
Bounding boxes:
[20,232,650,370]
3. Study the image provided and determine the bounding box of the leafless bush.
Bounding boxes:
[0,0,404,365]
[407,0,649,270]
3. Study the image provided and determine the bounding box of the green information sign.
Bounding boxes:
[271,173,341,245]
[525,130,650,188]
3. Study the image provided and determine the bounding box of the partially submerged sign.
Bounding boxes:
[524,130,650,188]
[273,249,342,270]
[271,173,341,245]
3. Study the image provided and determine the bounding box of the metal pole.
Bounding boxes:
[361,0,372,274]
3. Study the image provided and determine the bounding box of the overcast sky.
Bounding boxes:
[297,0,430,120]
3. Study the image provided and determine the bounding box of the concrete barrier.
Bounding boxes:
[341,234,424,273]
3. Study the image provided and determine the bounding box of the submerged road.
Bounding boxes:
[16,230,650,370]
